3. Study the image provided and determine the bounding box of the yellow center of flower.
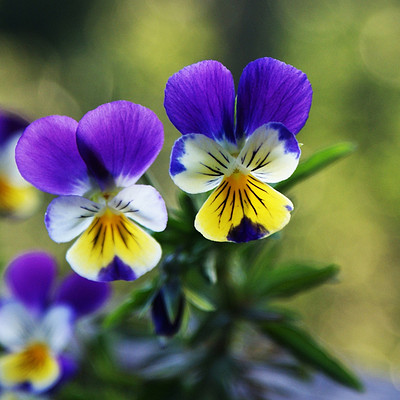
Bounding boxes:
[194,172,294,242]
[15,343,50,372]
[0,174,39,216]
[0,342,60,391]
[66,206,161,281]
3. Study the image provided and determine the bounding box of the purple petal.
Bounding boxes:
[76,101,163,191]
[49,355,77,394]
[5,252,57,313]
[0,110,29,148]
[54,273,111,318]
[164,60,236,144]
[236,57,313,136]
[15,116,91,196]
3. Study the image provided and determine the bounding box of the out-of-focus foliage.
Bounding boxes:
[0,0,399,391]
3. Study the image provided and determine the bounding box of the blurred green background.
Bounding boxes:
[0,0,399,384]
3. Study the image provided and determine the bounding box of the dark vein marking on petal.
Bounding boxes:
[101,225,107,255]
[80,206,98,213]
[199,162,223,175]
[238,189,245,216]
[252,151,271,171]
[246,144,262,168]
[244,188,258,216]
[247,176,269,193]
[119,201,132,211]
[207,152,228,169]
[210,180,229,205]
[116,223,128,248]
[219,151,230,164]
[229,191,236,221]
[88,218,100,234]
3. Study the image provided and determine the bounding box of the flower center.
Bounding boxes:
[17,343,51,371]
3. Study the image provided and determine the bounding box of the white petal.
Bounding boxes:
[110,185,167,232]
[238,123,300,184]
[0,135,28,188]
[170,134,235,194]
[45,195,101,243]
[38,306,73,353]
[0,302,35,351]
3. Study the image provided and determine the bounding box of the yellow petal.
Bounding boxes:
[0,343,60,392]
[66,208,161,281]
[195,173,293,242]
[0,175,40,218]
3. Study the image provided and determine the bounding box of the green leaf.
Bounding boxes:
[275,142,356,192]
[103,285,157,329]
[183,286,216,312]
[259,321,363,391]
[255,263,340,298]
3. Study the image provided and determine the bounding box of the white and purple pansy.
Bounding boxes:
[165,57,312,243]
[0,252,110,394]
[16,101,167,282]
[0,110,40,218]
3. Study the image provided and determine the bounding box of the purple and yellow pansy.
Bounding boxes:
[0,252,110,394]
[16,101,167,282]
[0,110,39,218]
[165,57,312,243]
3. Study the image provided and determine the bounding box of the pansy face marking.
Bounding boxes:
[165,58,312,242]
[0,252,110,394]
[16,101,167,281]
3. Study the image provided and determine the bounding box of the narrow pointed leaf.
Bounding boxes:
[103,285,157,328]
[183,286,216,312]
[259,321,363,391]
[275,142,356,192]
[254,263,339,298]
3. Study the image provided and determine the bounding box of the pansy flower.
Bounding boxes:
[0,251,110,394]
[0,110,39,218]
[165,58,312,242]
[16,101,167,281]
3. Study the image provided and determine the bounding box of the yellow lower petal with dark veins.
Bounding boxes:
[66,208,161,281]
[195,173,293,243]
[0,343,60,392]
[0,175,39,217]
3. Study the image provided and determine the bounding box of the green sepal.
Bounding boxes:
[162,279,184,323]
[258,320,364,391]
[275,142,356,192]
[252,263,340,299]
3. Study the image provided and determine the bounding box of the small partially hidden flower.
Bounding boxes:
[16,101,167,281]
[0,110,40,218]
[165,58,312,243]
[0,252,110,394]
[151,288,184,337]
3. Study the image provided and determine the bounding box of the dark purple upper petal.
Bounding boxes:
[76,101,164,191]
[236,57,312,137]
[164,60,236,144]
[15,116,92,196]
[0,110,29,148]
[5,252,57,313]
[54,273,111,319]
